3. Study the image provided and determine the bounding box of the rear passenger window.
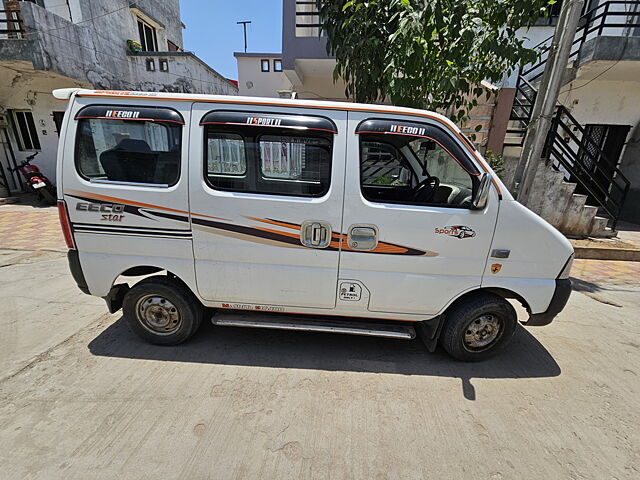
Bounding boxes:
[74,105,183,186]
[207,133,246,176]
[202,111,335,197]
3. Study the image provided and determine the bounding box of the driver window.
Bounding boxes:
[361,141,412,187]
[409,139,474,206]
[359,130,477,208]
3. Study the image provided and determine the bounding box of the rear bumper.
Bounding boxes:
[525,278,572,326]
[67,249,90,295]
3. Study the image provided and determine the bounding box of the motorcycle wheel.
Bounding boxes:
[38,187,57,205]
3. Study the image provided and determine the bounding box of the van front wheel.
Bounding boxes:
[439,293,517,362]
[122,276,203,345]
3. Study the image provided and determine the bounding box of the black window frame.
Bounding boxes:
[52,111,65,136]
[10,110,41,151]
[260,59,270,72]
[357,120,480,209]
[137,18,158,52]
[273,59,283,72]
[203,126,334,198]
[73,104,183,187]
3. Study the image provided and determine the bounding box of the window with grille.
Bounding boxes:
[10,110,40,151]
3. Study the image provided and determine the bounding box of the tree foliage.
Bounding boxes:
[319,0,552,123]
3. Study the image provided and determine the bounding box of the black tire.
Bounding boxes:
[439,292,517,362]
[122,275,203,345]
[38,187,56,205]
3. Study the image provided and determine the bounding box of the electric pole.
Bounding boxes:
[237,20,251,53]
[512,0,585,204]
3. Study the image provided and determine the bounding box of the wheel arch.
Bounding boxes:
[441,286,532,316]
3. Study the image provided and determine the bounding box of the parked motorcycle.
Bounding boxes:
[9,152,57,205]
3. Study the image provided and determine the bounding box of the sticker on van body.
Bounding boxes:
[435,225,476,239]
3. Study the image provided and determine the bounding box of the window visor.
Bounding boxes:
[75,105,184,124]
[355,119,480,176]
[200,111,337,134]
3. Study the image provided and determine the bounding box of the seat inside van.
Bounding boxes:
[99,139,179,185]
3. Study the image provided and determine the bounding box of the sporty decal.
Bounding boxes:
[435,225,476,239]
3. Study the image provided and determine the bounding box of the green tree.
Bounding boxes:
[319,0,552,123]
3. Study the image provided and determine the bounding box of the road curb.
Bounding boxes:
[573,246,640,261]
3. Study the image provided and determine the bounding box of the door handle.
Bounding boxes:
[347,225,378,251]
[300,220,331,248]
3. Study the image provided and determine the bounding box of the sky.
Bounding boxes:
[180,0,283,80]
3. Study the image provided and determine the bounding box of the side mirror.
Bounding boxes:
[472,173,492,210]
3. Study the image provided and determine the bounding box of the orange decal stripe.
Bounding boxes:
[247,217,301,231]
[67,189,229,221]
[253,226,301,241]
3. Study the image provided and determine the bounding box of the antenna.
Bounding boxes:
[236,21,252,53]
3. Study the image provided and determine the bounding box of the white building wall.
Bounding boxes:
[235,55,292,98]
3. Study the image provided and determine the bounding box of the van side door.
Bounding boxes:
[338,113,500,315]
[189,104,346,309]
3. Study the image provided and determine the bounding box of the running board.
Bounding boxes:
[211,311,416,340]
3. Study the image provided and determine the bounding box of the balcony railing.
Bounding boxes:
[523,1,640,85]
[0,8,25,39]
[295,0,321,37]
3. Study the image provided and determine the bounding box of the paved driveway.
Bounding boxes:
[1,203,639,479]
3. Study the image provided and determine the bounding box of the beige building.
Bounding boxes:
[233,52,292,98]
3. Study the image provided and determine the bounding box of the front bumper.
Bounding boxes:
[525,278,572,326]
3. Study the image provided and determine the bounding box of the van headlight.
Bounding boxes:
[557,254,574,280]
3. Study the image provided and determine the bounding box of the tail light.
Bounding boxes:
[57,200,75,249]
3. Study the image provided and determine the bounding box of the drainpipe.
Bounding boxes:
[512,0,585,205]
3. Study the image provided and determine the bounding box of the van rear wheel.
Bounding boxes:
[122,276,203,345]
[439,293,517,362]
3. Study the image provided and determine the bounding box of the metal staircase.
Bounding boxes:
[505,1,637,236]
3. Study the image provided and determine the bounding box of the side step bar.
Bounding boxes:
[211,311,416,340]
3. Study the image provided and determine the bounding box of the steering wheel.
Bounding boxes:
[413,175,440,202]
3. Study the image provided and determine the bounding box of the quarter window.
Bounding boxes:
[75,108,182,186]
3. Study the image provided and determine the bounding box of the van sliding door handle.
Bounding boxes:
[300,220,331,248]
[347,225,378,251]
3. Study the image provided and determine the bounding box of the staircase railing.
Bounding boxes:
[543,106,630,230]
[508,0,639,229]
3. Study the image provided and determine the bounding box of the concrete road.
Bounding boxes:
[0,249,639,479]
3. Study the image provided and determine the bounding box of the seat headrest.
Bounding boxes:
[115,139,152,153]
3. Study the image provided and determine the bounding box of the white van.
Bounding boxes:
[54,88,573,361]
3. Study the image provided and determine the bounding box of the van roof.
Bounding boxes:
[52,88,508,199]
[52,88,457,128]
